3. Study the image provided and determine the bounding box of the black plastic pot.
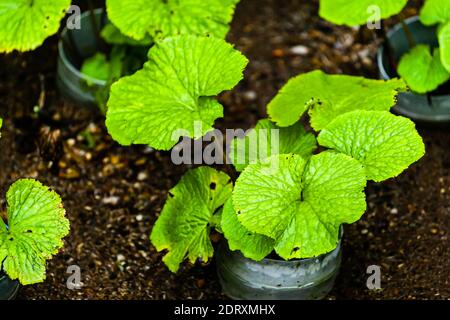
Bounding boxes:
[0,272,20,300]
[57,9,107,105]
[216,229,343,300]
[377,16,450,125]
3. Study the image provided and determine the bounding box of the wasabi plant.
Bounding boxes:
[0,121,70,285]
[0,0,240,111]
[319,0,450,95]
[0,0,71,53]
[105,34,425,272]
[398,0,450,94]
[83,0,241,109]
[106,35,248,150]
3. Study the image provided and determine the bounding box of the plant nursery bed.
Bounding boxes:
[0,0,448,300]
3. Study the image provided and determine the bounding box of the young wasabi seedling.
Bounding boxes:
[0,179,70,285]
[106,35,249,151]
[104,33,425,271]
[319,0,450,95]
[0,0,71,53]
[398,0,450,94]
[82,0,241,109]
[0,119,70,285]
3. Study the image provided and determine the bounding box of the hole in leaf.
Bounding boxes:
[210,182,216,190]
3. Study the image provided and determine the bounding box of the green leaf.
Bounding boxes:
[150,167,232,273]
[106,0,239,41]
[319,0,407,26]
[81,53,111,84]
[420,0,450,26]
[221,199,274,261]
[438,22,450,72]
[0,179,70,285]
[106,35,248,150]
[229,119,317,172]
[398,45,450,94]
[101,22,153,46]
[232,153,366,260]
[318,111,425,182]
[0,0,71,53]
[267,70,406,130]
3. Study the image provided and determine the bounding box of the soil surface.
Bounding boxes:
[0,0,448,300]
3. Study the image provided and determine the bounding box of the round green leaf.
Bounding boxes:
[81,53,111,83]
[318,111,425,182]
[229,119,317,172]
[0,0,71,53]
[221,199,274,261]
[438,22,450,73]
[398,45,450,94]
[0,179,70,285]
[233,153,366,260]
[319,0,407,26]
[106,0,239,41]
[106,35,248,151]
[420,0,450,26]
[150,167,232,273]
[267,70,406,130]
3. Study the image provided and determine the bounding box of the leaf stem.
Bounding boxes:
[399,15,416,49]
[87,0,107,54]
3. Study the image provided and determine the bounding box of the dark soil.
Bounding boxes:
[0,0,448,300]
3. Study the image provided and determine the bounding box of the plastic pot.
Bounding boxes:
[57,9,108,106]
[377,16,450,125]
[216,229,343,300]
[0,272,20,300]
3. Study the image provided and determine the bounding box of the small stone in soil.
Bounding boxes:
[290,45,309,55]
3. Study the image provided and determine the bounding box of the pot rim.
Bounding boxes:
[58,8,107,87]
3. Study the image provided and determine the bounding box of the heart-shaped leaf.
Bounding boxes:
[106,0,239,41]
[318,111,425,182]
[319,0,407,26]
[420,0,450,25]
[0,0,71,53]
[438,22,450,72]
[398,45,450,94]
[0,179,70,285]
[267,70,406,130]
[233,152,367,260]
[106,35,248,150]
